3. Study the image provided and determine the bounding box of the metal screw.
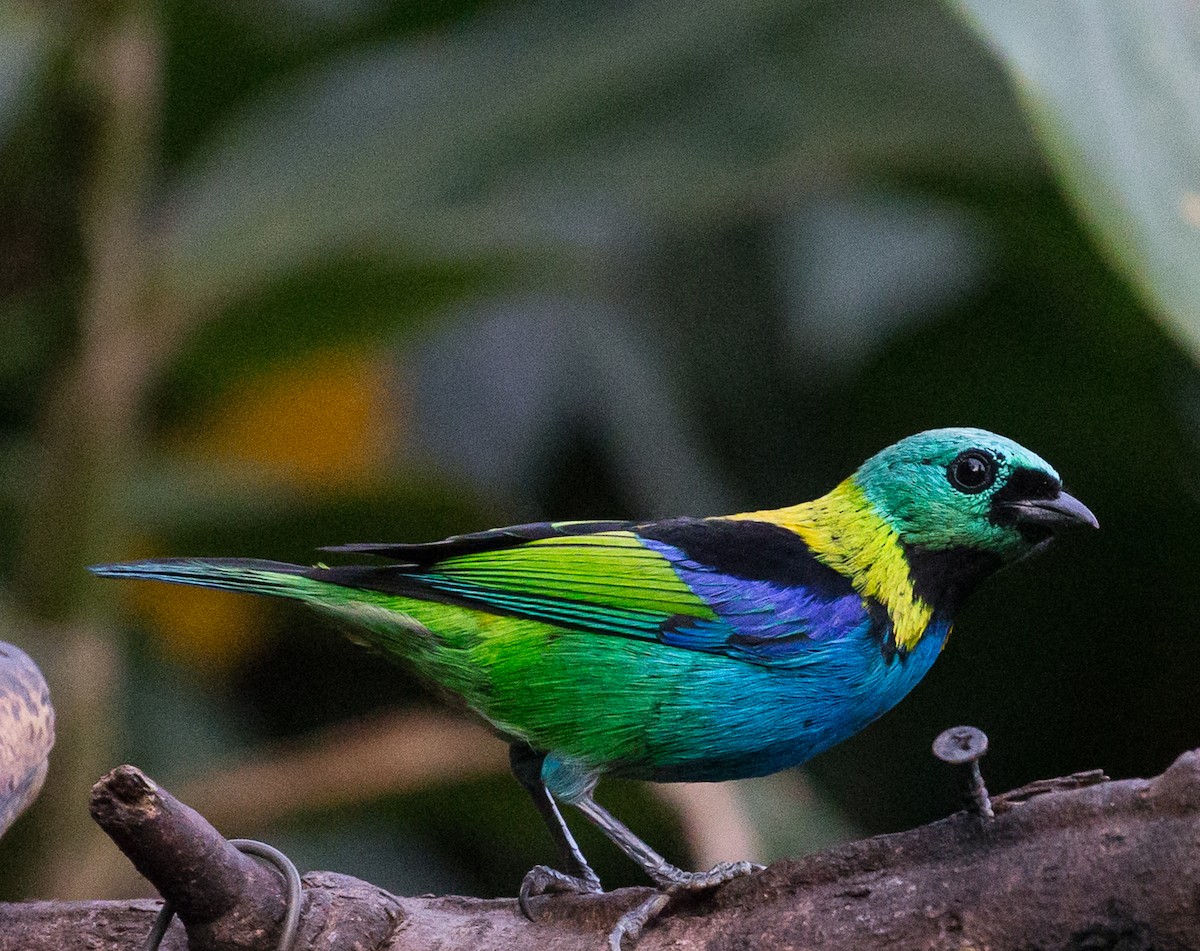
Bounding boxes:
[932,725,994,819]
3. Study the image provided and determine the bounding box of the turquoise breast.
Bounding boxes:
[611,614,951,784]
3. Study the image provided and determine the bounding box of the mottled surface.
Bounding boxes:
[0,642,55,838]
[5,751,1200,951]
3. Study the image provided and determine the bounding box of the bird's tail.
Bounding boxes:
[88,558,332,603]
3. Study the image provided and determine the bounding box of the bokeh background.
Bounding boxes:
[2,0,1198,903]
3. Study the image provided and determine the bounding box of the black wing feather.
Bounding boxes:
[319,519,634,565]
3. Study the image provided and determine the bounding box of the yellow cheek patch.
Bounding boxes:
[728,479,933,653]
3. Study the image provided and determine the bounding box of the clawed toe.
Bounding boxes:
[685,859,765,888]
[652,858,764,891]
[518,865,603,920]
[609,891,671,951]
[607,861,763,948]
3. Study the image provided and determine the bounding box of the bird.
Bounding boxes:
[0,641,55,839]
[91,428,1096,921]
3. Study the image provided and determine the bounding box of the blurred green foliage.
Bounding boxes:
[0,0,1198,907]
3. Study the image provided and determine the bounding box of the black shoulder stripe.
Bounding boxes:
[637,517,853,597]
[865,597,897,664]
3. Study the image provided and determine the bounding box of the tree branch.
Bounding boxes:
[3,749,1200,951]
[68,713,766,901]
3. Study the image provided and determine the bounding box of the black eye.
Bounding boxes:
[947,450,997,494]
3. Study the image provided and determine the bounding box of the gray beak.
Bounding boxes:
[1004,490,1099,530]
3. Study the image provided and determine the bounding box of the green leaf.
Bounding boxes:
[948,0,1200,359]
[158,0,1036,310]
[124,464,491,561]
[0,3,50,146]
[151,250,501,423]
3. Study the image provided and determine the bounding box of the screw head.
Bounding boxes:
[932,726,989,765]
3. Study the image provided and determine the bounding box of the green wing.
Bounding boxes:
[89,521,830,774]
[323,529,726,641]
[91,520,728,642]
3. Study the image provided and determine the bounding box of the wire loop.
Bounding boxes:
[144,838,302,951]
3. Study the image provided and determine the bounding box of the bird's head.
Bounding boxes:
[854,428,1098,567]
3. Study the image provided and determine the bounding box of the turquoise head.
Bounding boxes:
[854,428,1098,568]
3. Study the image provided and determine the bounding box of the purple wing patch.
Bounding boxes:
[642,538,875,664]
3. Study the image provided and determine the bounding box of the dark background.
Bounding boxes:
[1,0,1196,902]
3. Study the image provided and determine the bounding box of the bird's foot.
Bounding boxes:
[518,865,604,921]
[608,861,764,949]
[609,891,672,951]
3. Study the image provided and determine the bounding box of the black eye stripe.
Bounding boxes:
[947,450,998,494]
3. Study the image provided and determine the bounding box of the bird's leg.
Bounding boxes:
[573,792,763,949]
[509,743,603,919]
[574,793,762,889]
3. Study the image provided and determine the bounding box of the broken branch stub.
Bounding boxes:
[89,766,291,950]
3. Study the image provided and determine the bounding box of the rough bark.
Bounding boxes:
[3,751,1200,951]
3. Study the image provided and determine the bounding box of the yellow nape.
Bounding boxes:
[727,479,932,652]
